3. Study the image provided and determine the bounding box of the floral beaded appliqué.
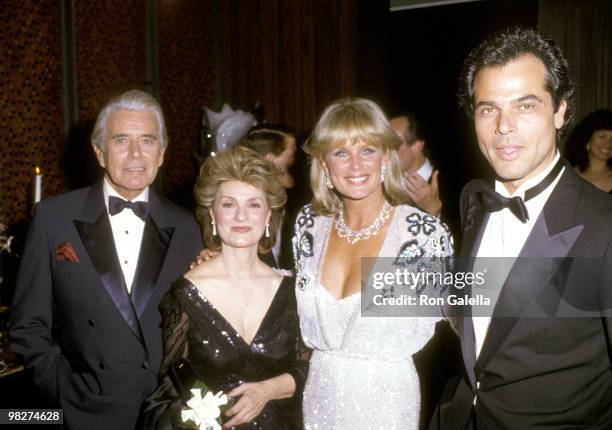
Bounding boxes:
[293,205,316,290]
[406,213,438,236]
[296,205,315,229]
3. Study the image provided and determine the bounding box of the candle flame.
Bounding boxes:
[35,166,41,175]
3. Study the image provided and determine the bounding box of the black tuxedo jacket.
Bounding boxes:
[9,182,203,430]
[432,164,612,429]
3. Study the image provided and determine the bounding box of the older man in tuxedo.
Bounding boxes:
[432,28,612,429]
[9,90,203,429]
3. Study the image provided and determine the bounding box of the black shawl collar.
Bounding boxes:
[73,182,174,347]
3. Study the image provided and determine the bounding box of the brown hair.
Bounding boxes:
[194,146,286,252]
[244,123,295,157]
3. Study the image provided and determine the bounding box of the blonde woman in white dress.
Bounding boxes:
[292,98,453,429]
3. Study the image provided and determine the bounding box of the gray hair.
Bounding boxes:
[91,90,168,151]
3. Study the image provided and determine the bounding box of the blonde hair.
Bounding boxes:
[303,97,407,215]
[194,146,286,253]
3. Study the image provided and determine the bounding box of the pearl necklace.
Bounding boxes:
[335,201,392,245]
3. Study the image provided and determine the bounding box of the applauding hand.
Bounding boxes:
[404,170,442,217]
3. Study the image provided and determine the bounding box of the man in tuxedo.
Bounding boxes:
[432,28,612,429]
[9,90,203,429]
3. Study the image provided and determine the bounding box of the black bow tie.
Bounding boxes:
[108,196,150,221]
[476,157,564,223]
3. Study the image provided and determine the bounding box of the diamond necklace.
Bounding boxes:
[335,201,392,245]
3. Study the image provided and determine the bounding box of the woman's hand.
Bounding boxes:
[223,373,295,427]
[223,381,271,428]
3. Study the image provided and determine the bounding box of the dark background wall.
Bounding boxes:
[1,2,65,225]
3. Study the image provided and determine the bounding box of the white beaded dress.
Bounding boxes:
[292,204,453,430]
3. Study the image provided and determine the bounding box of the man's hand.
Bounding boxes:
[189,248,219,269]
[404,170,442,217]
[224,381,272,428]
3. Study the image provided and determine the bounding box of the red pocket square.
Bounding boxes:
[56,242,80,263]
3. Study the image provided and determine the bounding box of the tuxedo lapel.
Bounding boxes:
[475,167,584,374]
[73,183,144,342]
[458,181,490,388]
[458,302,477,389]
[130,190,174,318]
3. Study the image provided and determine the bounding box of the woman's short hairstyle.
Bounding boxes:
[244,123,294,157]
[458,27,576,141]
[303,97,408,215]
[194,146,286,253]
[565,108,612,172]
[91,89,168,151]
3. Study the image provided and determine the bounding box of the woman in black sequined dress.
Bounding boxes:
[141,147,308,429]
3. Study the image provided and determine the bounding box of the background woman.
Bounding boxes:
[143,146,307,429]
[293,98,453,429]
[565,108,612,193]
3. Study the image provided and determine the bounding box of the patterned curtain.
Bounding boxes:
[538,0,612,129]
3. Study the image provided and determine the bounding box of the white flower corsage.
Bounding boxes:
[181,381,231,430]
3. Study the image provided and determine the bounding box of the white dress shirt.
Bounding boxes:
[103,179,148,293]
[416,157,434,182]
[473,152,564,357]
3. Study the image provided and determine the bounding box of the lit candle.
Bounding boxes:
[34,166,42,204]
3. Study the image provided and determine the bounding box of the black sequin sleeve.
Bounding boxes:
[140,287,190,430]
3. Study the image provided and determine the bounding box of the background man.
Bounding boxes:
[244,123,297,270]
[9,90,203,429]
[433,28,612,429]
[390,111,442,217]
[390,111,462,428]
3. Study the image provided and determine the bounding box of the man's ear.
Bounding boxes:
[554,100,568,130]
[413,139,425,154]
[158,147,166,167]
[92,144,106,168]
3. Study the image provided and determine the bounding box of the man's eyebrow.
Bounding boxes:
[110,133,157,139]
[474,100,497,109]
[514,94,544,104]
